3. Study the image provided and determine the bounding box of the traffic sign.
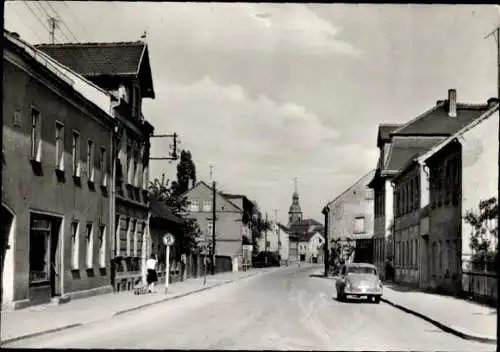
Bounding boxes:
[163,233,175,246]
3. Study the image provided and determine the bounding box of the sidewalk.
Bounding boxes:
[381,284,497,344]
[1,267,275,344]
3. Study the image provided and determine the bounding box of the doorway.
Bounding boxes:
[1,205,15,305]
[29,213,62,298]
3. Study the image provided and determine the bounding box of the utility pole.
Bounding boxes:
[47,17,59,44]
[212,180,217,275]
[274,209,280,265]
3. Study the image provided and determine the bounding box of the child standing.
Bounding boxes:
[146,253,158,293]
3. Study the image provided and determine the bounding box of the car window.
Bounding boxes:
[347,266,376,275]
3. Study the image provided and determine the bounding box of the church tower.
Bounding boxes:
[288,177,303,225]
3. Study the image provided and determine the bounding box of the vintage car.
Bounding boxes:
[335,262,383,303]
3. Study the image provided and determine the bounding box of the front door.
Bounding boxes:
[1,206,14,304]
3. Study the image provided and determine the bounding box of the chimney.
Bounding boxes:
[448,89,457,117]
[487,97,499,108]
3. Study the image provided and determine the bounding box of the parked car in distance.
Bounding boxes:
[252,251,280,268]
[335,263,383,303]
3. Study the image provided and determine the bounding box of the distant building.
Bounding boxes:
[288,179,303,225]
[183,181,245,272]
[322,170,375,264]
[289,219,324,263]
[259,222,290,263]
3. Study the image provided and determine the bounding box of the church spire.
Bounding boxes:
[288,177,303,225]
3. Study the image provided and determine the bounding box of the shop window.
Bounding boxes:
[133,220,138,257]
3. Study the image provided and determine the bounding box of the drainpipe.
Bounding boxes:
[110,124,117,291]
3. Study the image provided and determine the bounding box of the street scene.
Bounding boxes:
[1,2,499,351]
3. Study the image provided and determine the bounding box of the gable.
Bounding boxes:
[326,169,375,207]
[183,182,242,212]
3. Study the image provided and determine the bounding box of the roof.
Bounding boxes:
[377,123,402,147]
[4,30,115,125]
[383,136,445,173]
[324,169,375,210]
[276,223,290,233]
[289,218,323,237]
[391,101,490,136]
[150,198,183,224]
[35,41,155,98]
[418,102,499,164]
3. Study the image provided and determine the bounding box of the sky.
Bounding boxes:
[5,2,500,224]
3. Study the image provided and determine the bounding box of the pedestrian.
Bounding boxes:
[146,253,158,293]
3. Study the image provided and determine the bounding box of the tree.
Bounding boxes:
[464,196,498,271]
[172,150,196,197]
[327,238,356,275]
[149,174,202,257]
[245,201,271,254]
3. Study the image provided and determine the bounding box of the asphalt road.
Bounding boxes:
[4,265,495,351]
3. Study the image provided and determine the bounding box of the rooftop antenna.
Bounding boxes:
[294,177,298,193]
[47,17,60,44]
[209,165,214,182]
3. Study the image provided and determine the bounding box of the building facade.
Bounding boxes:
[183,181,244,271]
[37,40,156,292]
[420,100,498,294]
[368,89,491,280]
[259,222,290,263]
[323,170,375,264]
[2,31,116,308]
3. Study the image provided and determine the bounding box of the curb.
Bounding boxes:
[380,297,497,345]
[0,270,264,346]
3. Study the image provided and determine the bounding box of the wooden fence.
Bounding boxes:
[461,260,497,306]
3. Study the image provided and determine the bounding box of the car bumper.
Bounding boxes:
[344,288,383,296]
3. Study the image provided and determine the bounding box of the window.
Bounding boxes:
[133,148,139,187]
[203,200,212,212]
[207,221,213,236]
[100,146,108,187]
[115,215,121,256]
[142,163,149,189]
[127,145,133,184]
[354,217,365,234]
[29,216,51,283]
[98,225,106,268]
[55,122,64,170]
[133,220,138,257]
[86,223,93,268]
[365,189,374,200]
[30,107,42,162]
[72,131,81,177]
[190,200,200,212]
[87,140,95,182]
[126,218,134,257]
[71,221,80,269]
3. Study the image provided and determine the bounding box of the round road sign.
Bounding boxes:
[163,233,175,246]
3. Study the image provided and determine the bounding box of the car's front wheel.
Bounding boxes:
[373,295,381,304]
